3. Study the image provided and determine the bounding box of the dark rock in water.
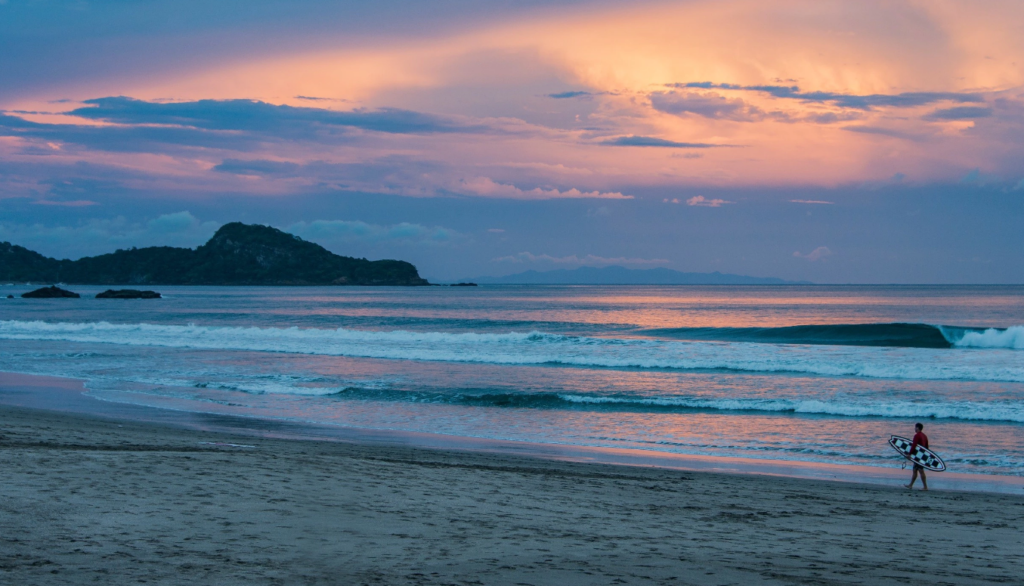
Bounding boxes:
[450,282,478,287]
[22,285,80,298]
[5,294,12,299]
[96,289,162,299]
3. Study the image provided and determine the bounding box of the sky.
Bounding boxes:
[1,0,1023,283]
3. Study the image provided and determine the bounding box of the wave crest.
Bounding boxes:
[649,322,1024,350]
[1,320,1023,383]
[319,387,1024,423]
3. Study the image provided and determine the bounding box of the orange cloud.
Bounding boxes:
[6,0,1024,196]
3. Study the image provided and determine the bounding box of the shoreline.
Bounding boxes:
[2,383,1023,584]
[2,371,1022,495]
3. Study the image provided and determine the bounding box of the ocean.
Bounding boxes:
[1,284,1022,479]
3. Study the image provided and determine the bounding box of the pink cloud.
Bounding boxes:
[454,177,631,200]
[793,246,832,261]
[5,0,1024,201]
[686,195,732,207]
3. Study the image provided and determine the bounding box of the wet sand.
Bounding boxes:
[1,403,1022,586]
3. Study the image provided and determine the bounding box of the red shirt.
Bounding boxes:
[910,431,929,452]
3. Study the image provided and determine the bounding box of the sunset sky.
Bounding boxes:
[2,0,1023,282]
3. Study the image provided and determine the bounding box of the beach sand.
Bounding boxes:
[1,405,1022,585]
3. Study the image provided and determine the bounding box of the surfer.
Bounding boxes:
[905,423,929,491]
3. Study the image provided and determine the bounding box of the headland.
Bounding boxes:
[0,222,429,286]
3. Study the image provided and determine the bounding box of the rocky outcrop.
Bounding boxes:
[22,286,80,298]
[96,289,162,299]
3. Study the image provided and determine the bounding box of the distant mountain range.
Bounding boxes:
[0,223,429,286]
[467,266,809,285]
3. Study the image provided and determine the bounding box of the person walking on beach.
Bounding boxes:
[906,423,929,491]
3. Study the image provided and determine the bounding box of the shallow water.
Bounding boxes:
[1,284,1022,476]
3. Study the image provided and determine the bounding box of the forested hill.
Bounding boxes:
[0,222,429,286]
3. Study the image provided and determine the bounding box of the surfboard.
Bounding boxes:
[889,435,946,472]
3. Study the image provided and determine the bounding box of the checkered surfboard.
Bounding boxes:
[889,435,946,472]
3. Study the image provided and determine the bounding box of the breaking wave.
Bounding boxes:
[951,326,1024,350]
[2,320,1023,383]
[647,322,1024,349]
[319,387,1024,423]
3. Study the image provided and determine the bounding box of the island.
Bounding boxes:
[0,223,429,286]
[21,286,81,298]
[96,289,162,299]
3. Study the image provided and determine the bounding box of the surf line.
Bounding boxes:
[199,441,256,448]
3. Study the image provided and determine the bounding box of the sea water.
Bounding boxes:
[1,285,1022,477]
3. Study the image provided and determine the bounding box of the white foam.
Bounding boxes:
[556,394,1024,422]
[1,320,1023,383]
[954,326,1024,350]
[80,370,387,397]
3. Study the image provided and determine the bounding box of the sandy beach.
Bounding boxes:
[1,402,1021,585]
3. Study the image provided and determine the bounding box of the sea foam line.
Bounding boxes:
[1,320,1023,383]
[68,373,1024,423]
[554,394,1024,423]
